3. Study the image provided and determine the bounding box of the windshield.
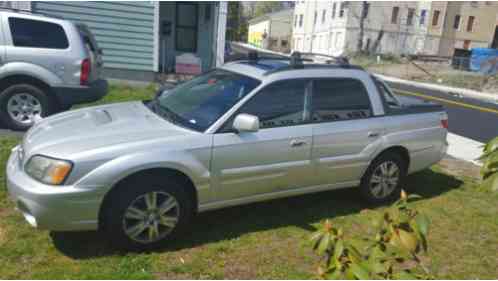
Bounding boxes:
[155,69,260,132]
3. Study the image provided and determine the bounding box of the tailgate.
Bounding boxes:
[76,24,103,81]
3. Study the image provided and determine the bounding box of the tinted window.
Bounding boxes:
[9,17,69,49]
[238,80,308,129]
[312,79,372,122]
[373,78,402,110]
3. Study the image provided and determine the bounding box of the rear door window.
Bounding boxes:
[9,17,69,49]
[311,78,372,122]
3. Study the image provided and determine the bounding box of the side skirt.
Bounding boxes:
[198,180,360,212]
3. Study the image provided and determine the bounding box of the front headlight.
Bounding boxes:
[25,155,73,185]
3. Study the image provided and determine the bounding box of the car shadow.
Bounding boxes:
[50,169,463,259]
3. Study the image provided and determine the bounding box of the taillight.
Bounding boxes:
[80,58,91,85]
[441,119,448,129]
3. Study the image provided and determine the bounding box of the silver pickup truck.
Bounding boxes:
[6,55,448,249]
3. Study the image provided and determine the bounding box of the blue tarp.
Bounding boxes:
[470,48,498,75]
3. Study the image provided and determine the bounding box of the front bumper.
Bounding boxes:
[53,79,108,108]
[5,147,104,231]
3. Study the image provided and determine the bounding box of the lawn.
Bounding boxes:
[1,86,497,279]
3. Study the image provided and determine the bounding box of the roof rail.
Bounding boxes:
[298,52,350,65]
[0,7,64,19]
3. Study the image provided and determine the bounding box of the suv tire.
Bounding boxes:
[0,84,52,131]
[360,152,407,204]
[102,176,194,250]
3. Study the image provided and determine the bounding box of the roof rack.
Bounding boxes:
[0,7,64,19]
[245,50,313,64]
[297,52,350,65]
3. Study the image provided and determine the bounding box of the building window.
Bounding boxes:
[453,15,461,29]
[420,9,427,25]
[314,11,318,25]
[467,16,475,32]
[432,10,440,26]
[339,2,345,17]
[294,15,298,27]
[322,9,326,23]
[299,14,303,27]
[407,8,415,26]
[391,7,399,24]
[332,2,337,19]
[175,3,198,52]
[362,2,370,19]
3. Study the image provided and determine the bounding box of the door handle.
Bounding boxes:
[290,139,307,147]
[367,132,380,138]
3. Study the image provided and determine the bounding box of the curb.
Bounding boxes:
[374,74,498,105]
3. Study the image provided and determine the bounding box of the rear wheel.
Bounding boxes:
[360,152,407,204]
[0,84,52,130]
[102,176,194,250]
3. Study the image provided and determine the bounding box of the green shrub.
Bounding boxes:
[479,136,498,192]
[311,191,432,279]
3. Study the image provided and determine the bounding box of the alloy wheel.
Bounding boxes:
[122,191,180,244]
[7,93,43,125]
[369,161,400,199]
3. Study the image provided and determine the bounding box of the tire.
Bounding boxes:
[0,84,52,131]
[102,175,195,250]
[360,152,407,204]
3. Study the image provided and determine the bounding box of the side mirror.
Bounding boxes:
[233,114,259,133]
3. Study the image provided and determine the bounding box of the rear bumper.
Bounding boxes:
[53,79,108,108]
[5,146,104,231]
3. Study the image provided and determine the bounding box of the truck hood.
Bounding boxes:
[22,101,195,159]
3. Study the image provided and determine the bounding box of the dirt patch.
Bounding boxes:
[438,156,481,180]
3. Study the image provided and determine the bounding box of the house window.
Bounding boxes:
[332,2,337,19]
[299,14,303,27]
[420,9,427,25]
[339,2,345,17]
[322,9,326,23]
[467,16,475,32]
[432,10,440,26]
[176,3,198,52]
[407,8,415,26]
[391,7,399,24]
[362,2,370,19]
[454,15,461,29]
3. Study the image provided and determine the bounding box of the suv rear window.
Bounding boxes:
[9,17,69,49]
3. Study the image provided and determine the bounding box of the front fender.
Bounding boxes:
[74,150,212,202]
[0,62,63,86]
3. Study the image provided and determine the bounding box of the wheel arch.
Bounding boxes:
[368,145,410,175]
[97,167,199,230]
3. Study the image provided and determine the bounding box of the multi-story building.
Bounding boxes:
[248,9,293,52]
[292,1,498,57]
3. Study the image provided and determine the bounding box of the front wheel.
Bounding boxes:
[360,152,407,204]
[103,178,194,250]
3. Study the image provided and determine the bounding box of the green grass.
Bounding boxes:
[1,86,498,279]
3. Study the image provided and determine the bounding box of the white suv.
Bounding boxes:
[0,9,108,130]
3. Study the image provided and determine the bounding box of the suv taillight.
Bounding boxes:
[80,58,91,85]
[441,118,448,129]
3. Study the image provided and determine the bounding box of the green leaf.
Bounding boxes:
[334,239,344,261]
[310,231,325,249]
[414,213,430,237]
[481,172,498,192]
[349,263,370,280]
[317,233,331,255]
[483,136,498,155]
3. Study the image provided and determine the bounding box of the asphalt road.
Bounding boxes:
[389,82,498,143]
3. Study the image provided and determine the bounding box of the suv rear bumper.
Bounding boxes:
[53,79,108,108]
